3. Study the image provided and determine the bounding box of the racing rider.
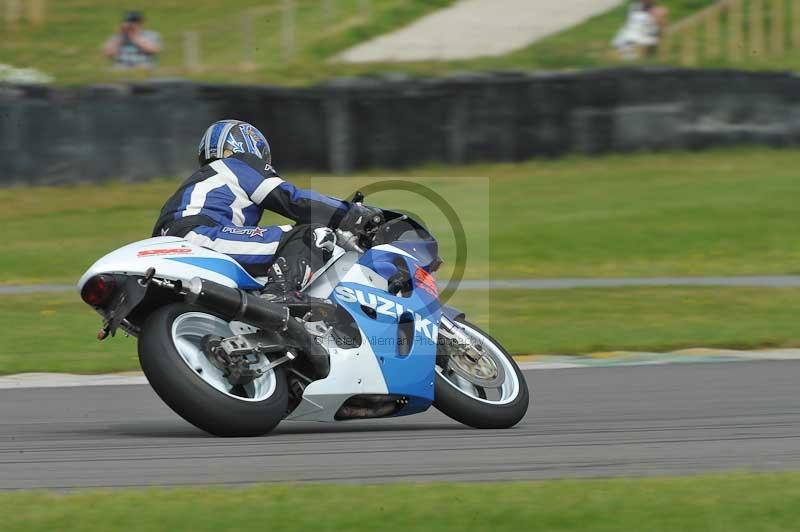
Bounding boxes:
[152,119,381,299]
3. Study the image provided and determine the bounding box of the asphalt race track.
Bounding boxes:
[1,362,799,489]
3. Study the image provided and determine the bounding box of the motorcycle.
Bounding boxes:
[77,195,529,436]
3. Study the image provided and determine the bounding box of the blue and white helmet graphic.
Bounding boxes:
[198,119,271,166]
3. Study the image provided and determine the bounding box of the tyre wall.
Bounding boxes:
[1,68,799,185]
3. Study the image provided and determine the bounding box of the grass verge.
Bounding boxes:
[341,0,720,78]
[0,0,453,86]
[4,473,800,532]
[3,285,799,374]
[449,286,800,355]
[2,147,800,286]
[6,0,757,85]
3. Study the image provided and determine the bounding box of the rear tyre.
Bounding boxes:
[138,303,288,437]
[433,318,529,429]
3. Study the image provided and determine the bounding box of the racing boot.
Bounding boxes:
[261,257,337,321]
[260,257,313,304]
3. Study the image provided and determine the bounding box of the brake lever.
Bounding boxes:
[375,214,408,236]
[383,214,408,229]
[335,229,365,254]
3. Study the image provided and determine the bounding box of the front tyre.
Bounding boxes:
[434,318,529,429]
[138,303,288,437]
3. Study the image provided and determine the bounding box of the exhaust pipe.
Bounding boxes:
[183,277,330,378]
[184,277,290,330]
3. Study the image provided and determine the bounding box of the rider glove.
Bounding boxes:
[338,203,384,234]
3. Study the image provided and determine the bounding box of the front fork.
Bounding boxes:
[438,315,483,362]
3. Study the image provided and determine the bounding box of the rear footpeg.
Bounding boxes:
[184,277,331,379]
[201,333,296,385]
[285,300,337,321]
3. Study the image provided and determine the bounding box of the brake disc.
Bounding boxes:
[201,334,268,386]
[447,344,506,388]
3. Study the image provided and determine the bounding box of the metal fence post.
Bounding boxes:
[793,0,800,48]
[728,0,744,61]
[241,12,256,70]
[750,0,766,58]
[282,0,296,62]
[184,31,201,72]
[322,0,335,32]
[5,0,22,29]
[658,32,673,62]
[772,0,786,55]
[28,0,45,26]
[705,4,721,59]
[681,23,698,65]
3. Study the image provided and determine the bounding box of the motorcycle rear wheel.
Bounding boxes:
[433,318,529,429]
[138,303,288,437]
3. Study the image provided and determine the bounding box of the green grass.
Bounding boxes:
[0,0,454,86]
[3,146,799,374]
[2,0,776,87]
[340,0,722,78]
[450,286,800,355]
[653,0,800,73]
[4,473,800,532]
[0,293,139,374]
[2,147,800,286]
[3,285,799,374]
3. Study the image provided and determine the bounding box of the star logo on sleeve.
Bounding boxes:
[248,227,266,238]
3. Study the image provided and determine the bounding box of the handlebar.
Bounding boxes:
[335,229,365,254]
[335,213,412,255]
[338,191,424,254]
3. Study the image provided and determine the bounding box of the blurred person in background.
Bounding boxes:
[612,0,669,59]
[103,11,161,69]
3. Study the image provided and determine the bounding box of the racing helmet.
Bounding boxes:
[198,119,271,166]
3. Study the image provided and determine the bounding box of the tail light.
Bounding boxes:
[80,275,117,307]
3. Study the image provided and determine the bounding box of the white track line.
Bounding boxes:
[0,373,147,390]
[3,349,800,390]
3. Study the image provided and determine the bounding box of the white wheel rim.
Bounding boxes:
[171,312,277,403]
[437,322,521,405]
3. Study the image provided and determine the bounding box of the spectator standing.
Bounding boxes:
[612,0,669,59]
[104,11,162,69]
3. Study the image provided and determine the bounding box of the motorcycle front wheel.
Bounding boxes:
[433,318,529,429]
[138,303,288,437]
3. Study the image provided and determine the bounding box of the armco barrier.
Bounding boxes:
[2,67,800,185]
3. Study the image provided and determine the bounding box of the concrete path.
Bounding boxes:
[6,276,800,295]
[0,284,76,294]
[337,0,622,63]
[2,361,799,488]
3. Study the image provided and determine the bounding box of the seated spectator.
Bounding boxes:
[612,0,669,59]
[103,11,161,69]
